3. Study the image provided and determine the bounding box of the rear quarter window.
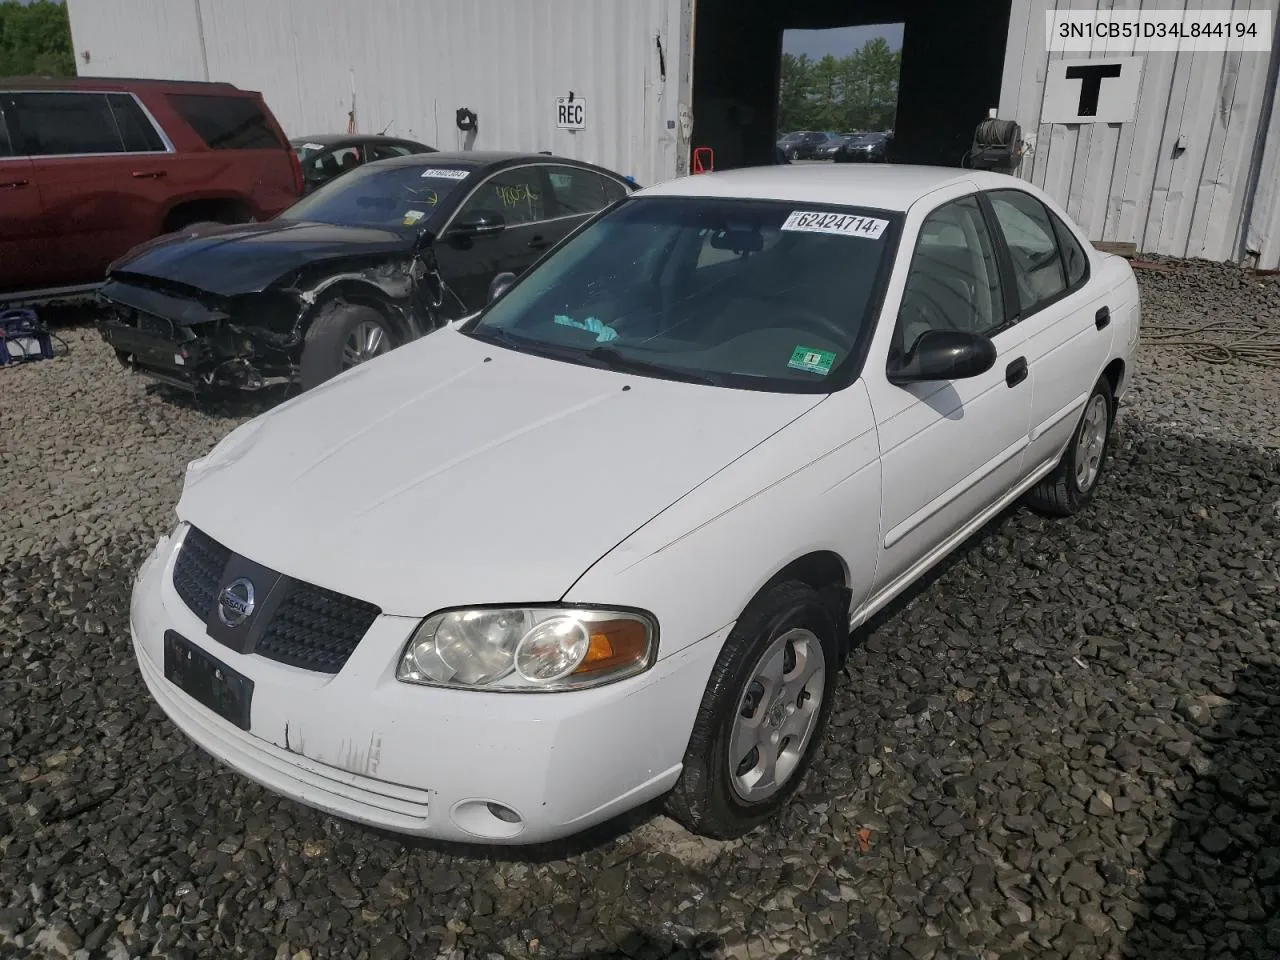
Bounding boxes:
[167,94,282,150]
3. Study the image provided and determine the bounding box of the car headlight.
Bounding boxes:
[396,606,657,691]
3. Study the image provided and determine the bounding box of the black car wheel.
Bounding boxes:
[665,581,839,839]
[299,300,397,391]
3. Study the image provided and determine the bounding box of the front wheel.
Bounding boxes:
[298,300,396,391]
[1026,376,1115,516]
[665,582,839,839]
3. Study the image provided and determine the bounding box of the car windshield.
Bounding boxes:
[278,162,473,229]
[465,196,899,392]
[290,139,331,164]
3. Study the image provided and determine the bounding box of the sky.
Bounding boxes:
[782,23,904,60]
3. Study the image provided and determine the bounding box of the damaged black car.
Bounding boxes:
[95,151,636,393]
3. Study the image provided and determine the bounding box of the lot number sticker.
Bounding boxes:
[420,168,470,180]
[781,211,888,239]
[788,346,837,376]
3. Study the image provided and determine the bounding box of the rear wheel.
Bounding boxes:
[299,300,396,391]
[1026,376,1114,516]
[665,582,838,839]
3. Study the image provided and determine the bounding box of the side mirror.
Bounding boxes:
[451,209,506,238]
[887,329,997,384]
[487,271,518,303]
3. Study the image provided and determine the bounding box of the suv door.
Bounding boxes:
[435,165,558,312]
[864,193,1034,595]
[7,91,171,288]
[0,98,47,295]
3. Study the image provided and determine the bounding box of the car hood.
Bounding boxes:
[110,219,413,297]
[177,328,824,615]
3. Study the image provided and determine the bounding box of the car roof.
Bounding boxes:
[0,75,254,95]
[636,164,1011,212]
[291,134,428,147]
[370,150,629,176]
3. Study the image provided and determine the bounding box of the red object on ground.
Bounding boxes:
[692,146,714,174]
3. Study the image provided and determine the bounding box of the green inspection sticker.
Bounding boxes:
[787,345,837,375]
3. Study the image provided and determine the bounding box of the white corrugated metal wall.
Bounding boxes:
[65,0,691,187]
[998,0,1280,267]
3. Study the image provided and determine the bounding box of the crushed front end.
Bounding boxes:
[96,277,304,393]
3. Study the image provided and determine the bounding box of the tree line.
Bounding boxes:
[777,39,901,135]
[0,0,75,77]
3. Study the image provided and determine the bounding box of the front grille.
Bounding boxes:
[171,524,380,675]
[173,526,231,619]
[255,583,381,674]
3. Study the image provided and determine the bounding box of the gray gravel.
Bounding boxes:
[2,259,1278,960]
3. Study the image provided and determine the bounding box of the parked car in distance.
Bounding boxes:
[776,130,841,160]
[291,134,436,194]
[95,150,635,394]
[0,77,302,303]
[834,131,893,163]
[816,133,860,160]
[128,163,1140,845]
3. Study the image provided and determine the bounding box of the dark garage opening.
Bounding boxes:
[690,0,1014,171]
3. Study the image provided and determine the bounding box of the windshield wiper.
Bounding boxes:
[585,345,721,386]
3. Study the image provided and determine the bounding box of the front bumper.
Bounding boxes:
[129,529,725,844]
[96,287,295,392]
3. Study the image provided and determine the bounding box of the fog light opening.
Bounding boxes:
[486,802,520,824]
[449,798,527,840]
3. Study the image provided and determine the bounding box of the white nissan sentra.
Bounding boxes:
[130,164,1140,844]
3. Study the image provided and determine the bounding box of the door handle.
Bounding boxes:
[0,178,29,189]
[131,170,167,179]
[527,235,549,249]
[1005,356,1028,388]
[1095,306,1111,330]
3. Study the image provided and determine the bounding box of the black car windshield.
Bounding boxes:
[278,162,473,229]
[465,196,899,392]
[290,139,331,164]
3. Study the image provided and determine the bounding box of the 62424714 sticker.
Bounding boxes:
[781,210,888,239]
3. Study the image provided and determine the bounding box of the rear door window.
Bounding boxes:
[107,93,167,152]
[545,165,628,216]
[8,92,126,156]
[368,142,419,161]
[986,189,1069,314]
[0,105,12,157]
[458,167,552,226]
[167,94,281,150]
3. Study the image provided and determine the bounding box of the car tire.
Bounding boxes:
[665,581,839,840]
[299,300,397,391]
[1026,376,1115,516]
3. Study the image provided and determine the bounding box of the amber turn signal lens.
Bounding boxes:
[573,618,650,676]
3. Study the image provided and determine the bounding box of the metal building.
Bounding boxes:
[65,0,693,187]
[999,0,1280,268]
[64,0,1280,266]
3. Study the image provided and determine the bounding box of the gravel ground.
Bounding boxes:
[2,259,1278,960]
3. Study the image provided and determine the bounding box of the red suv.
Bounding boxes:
[0,77,303,302]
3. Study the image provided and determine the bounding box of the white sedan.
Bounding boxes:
[129,164,1140,844]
